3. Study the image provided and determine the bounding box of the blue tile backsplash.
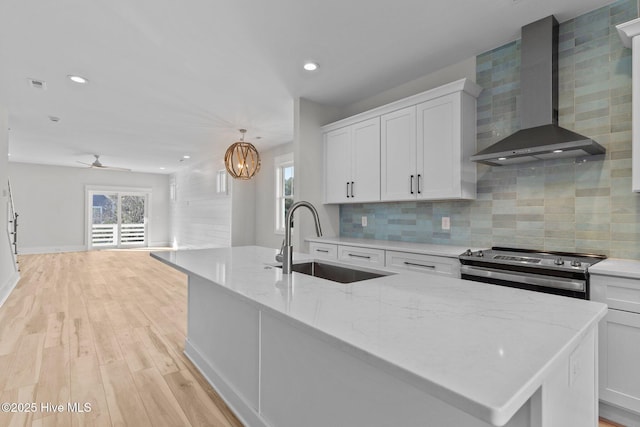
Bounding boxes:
[340,0,640,259]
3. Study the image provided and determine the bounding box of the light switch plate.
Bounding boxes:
[361,216,367,227]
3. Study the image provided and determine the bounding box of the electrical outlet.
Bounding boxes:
[569,350,581,387]
[441,216,450,230]
[361,216,367,227]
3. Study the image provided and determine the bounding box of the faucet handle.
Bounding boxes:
[275,240,285,263]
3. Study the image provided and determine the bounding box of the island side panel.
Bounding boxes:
[186,275,260,412]
[259,312,533,427]
[539,328,597,427]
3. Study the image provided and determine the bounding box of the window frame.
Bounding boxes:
[275,153,294,235]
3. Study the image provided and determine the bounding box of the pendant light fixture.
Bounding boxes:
[224,129,261,180]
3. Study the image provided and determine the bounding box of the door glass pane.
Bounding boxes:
[121,195,145,244]
[92,194,118,246]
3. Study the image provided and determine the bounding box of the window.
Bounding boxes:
[275,153,294,234]
[216,169,228,194]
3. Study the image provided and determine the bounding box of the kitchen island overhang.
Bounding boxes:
[152,246,607,427]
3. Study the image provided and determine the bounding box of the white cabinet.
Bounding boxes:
[309,242,338,260]
[324,117,380,204]
[617,19,640,192]
[381,106,417,200]
[322,79,481,204]
[380,86,478,201]
[591,274,640,415]
[385,250,459,277]
[337,245,385,268]
[417,93,476,200]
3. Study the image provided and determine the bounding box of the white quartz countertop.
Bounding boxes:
[306,236,477,258]
[589,258,640,280]
[152,246,606,426]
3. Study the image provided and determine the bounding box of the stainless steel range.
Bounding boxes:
[459,247,606,299]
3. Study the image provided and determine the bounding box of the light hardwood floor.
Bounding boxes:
[0,250,627,427]
[0,250,243,427]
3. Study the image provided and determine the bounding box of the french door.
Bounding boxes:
[87,188,149,249]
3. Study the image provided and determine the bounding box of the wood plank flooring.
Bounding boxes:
[0,250,243,427]
[0,250,629,426]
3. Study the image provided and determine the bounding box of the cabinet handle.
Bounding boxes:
[404,261,435,269]
[351,181,354,198]
[348,253,371,259]
[346,182,350,198]
[410,175,414,194]
[316,249,329,253]
[417,174,421,194]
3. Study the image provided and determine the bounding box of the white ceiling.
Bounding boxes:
[0,0,616,174]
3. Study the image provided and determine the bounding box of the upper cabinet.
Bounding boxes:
[617,19,640,192]
[325,117,381,203]
[322,79,482,204]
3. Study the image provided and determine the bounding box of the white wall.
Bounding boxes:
[254,142,293,249]
[8,162,170,253]
[170,157,232,249]
[340,57,476,117]
[293,98,343,252]
[231,178,256,247]
[0,106,19,305]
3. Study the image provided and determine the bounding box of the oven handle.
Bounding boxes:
[460,265,586,293]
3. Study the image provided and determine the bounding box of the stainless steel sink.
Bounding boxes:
[277,261,390,283]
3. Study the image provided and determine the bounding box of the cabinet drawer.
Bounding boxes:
[309,242,338,260]
[338,245,385,267]
[591,275,640,314]
[385,251,458,277]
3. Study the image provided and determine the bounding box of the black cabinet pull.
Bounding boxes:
[351,181,354,198]
[404,261,435,269]
[417,174,421,194]
[410,175,414,194]
[316,249,329,253]
[348,253,371,259]
[346,182,350,198]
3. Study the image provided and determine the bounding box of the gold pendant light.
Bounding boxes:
[224,129,261,180]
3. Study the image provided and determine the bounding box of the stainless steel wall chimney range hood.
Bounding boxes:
[470,16,605,166]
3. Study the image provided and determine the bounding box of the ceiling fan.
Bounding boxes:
[78,154,131,172]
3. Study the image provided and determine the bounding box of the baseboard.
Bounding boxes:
[0,271,20,308]
[184,339,268,427]
[19,245,87,255]
[600,401,640,427]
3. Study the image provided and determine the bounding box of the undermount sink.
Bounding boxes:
[277,261,391,283]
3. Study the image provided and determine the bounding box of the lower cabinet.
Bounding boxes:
[309,242,338,260]
[307,241,459,277]
[385,250,459,277]
[337,245,385,267]
[591,274,640,416]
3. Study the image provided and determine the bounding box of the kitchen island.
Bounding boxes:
[152,246,606,427]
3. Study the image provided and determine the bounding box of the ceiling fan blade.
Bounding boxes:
[77,161,93,166]
[101,165,132,172]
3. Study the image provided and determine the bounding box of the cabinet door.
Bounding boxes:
[381,106,417,201]
[324,126,352,203]
[351,118,380,202]
[417,94,458,199]
[599,309,640,414]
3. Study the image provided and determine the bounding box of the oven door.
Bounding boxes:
[460,265,588,299]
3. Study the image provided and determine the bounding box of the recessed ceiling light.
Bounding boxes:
[553,149,563,153]
[183,155,191,159]
[68,75,89,84]
[48,116,61,122]
[498,157,507,161]
[303,62,318,71]
[159,167,166,170]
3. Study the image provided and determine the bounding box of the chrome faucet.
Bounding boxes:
[278,201,322,274]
